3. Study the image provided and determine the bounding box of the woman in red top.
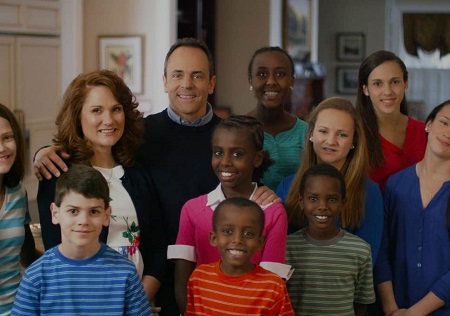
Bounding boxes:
[356,50,426,190]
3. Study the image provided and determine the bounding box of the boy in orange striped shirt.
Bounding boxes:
[185,197,294,316]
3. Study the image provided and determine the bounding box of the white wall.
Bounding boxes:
[61,0,83,94]
[81,0,175,115]
[215,0,272,115]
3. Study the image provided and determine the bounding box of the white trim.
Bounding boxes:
[260,261,294,280]
[167,244,196,262]
[60,0,82,94]
[269,0,283,47]
[310,0,319,62]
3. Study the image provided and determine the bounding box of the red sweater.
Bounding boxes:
[370,117,426,190]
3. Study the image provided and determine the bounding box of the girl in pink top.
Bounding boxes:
[167,115,289,313]
[356,51,426,189]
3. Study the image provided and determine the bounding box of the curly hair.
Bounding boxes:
[285,97,369,229]
[213,197,265,236]
[0,103,25,187]
[53,69,144,167]
[212,115,273,181]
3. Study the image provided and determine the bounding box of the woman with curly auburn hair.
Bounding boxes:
[37,70,165,310]
[277,97,383,265]
[53,69,144,166]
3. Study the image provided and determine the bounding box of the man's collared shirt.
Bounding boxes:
[167,103,214,126]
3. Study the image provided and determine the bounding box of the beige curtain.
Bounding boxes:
[403,13,450,58]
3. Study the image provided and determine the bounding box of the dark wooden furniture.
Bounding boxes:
[177,0,216,106]
[288,76,325,120]
[177,0,215,56]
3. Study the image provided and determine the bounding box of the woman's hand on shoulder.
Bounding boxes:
[253,186,282,206]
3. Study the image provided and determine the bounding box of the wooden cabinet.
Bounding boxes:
[0,0,61,198]
[0,35,60,196]
[0,0,60,36]
[288,77,325,120]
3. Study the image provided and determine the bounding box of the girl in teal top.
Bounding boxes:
[247,46,308,190]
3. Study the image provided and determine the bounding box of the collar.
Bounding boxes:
[207,183,269,211]
[167,103,214,126]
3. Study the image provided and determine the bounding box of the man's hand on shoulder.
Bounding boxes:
[33,145,70,181]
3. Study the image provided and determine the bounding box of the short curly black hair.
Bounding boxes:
[212,115,274,180]
[213,197,265,236]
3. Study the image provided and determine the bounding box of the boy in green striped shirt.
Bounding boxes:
[286,163,375,315]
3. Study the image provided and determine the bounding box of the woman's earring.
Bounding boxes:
[249,86,253,91]
[425,127,429,132]
[351,145,355,149]
[309,137,313,142]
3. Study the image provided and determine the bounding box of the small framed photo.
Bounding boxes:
[336,33,365,61]
[283,0,317,61]
[336,67,359,94]
[99,35,143,94]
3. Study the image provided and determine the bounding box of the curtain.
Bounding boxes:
[403,13,450,58]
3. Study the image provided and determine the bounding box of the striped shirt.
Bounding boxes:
[286,229,375,315]
[0,184,30,316]
[11,243,152,315]
[186,261,294,316]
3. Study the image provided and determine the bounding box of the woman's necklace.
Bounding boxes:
[106,167,114,184]
[95,161,116,184]
[418,163,443,203]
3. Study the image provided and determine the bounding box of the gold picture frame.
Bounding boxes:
[99,35,144,94]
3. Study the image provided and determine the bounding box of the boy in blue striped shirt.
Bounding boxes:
[12,165,151,315]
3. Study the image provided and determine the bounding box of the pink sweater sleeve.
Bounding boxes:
[261,203,288,263]
[175,196,203,246]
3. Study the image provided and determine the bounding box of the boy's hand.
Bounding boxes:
[33,145,70,180]
[150,304,161,315]
[252,186,282,206]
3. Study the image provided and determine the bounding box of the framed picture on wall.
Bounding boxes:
[99,35,143,94]
[336,66,359,94]
[336,33,365,61]
[283,0,317,61]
